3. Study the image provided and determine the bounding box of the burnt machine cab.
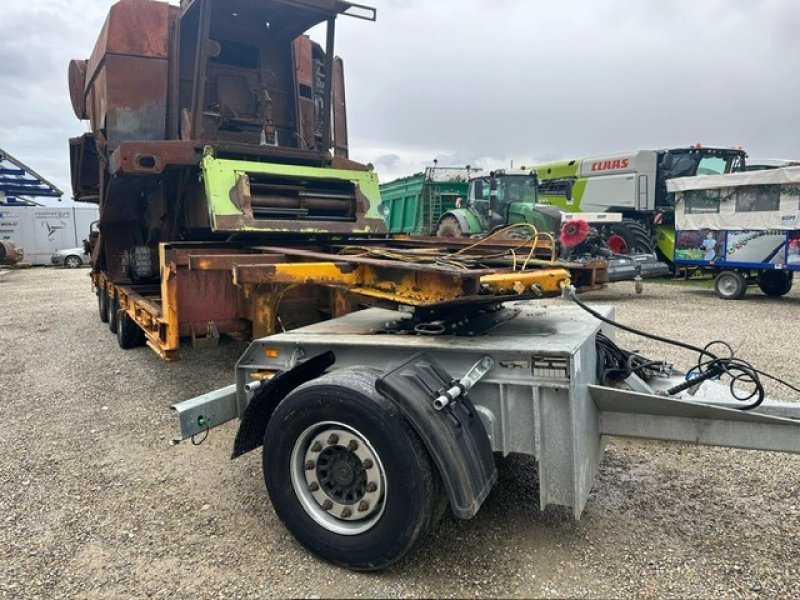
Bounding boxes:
[68,0,381,282]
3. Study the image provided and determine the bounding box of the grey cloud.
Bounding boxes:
[0,0,797,199]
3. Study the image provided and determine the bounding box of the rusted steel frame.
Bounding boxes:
[479,268,571,295]
[162,244,259,267]
[322,17,335,152]
[188,254,288,271]
[190,0,213,140]
[252,245,497,277]
[234,262,361,286]
[168,7,181,140]
[160,247,182,359]
[117,286,164,319]
[233,261,481,305]
[332,57,348,157]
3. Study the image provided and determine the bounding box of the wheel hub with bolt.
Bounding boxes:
[291,423,386,535]
[718,275,738,295]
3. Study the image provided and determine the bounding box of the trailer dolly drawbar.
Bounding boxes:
[173,302,800,571]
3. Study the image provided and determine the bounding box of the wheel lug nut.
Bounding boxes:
[366,482,377,493]
[358,501,370,513]
[341,508,353,518]
[304,460,315,470]
[322,499,333,510]
[347,440,359,452]
[311,442,322,452]
[308,482,319,492]
[327,434,339,446]
[363,459,373,469]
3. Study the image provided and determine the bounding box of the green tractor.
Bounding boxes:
[433,169,669,282]
[434,170,561,238]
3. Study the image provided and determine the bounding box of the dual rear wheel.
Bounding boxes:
[97,288,145,349]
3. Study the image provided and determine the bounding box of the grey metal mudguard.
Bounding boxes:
[375,353,498,519]
[232,352,335,459]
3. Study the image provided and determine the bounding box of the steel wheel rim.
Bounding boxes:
[66,257,81,268]
[719,275,738,296]
[290,421,387,535]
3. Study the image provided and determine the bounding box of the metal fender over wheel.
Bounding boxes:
[262,368,441,571]
[435,215,466,238]
[107,294,119,333]
[64,255,83,269]
[98,290,109,323]
[714,271,747,300]
[757,270,793,297]
[117,309,145,349]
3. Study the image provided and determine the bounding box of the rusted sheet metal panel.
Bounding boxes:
[176,269,244,331]
[83,0,172,149]
[110,141,200,176]
[69,134,100,202]
[104,55,170,149]
[294,36,317,151]
[68,60,88,120]
[86,0,171,86]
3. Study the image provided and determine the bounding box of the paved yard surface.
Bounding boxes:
[1,268,799,598]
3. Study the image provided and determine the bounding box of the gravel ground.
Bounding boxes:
[1,267,799,598]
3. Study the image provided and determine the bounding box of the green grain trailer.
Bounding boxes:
[381,167,477,236]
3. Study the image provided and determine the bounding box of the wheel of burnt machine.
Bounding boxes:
[116,309,145,349]
[714,270,748,300]
[98,289,109,323]
[263,368,440,571]
[107,293,119,334]
[757,270,793,297]
[435,215,466,238]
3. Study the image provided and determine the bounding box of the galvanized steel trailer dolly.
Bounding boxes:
[173,301,800,571]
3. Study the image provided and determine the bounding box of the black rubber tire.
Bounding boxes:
[64,255,83,269]
[714,271,748,300]
[107,293,119,334]
[436,215,466,238]
[621,220,655,253]
[607,221,653,255]
[116,309,145,349]
[98,290,109,323]
[263,368,438,571]
[757,270,793,297]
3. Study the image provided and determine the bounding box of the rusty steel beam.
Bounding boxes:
[188,254,288,271]
[190,0,213,140]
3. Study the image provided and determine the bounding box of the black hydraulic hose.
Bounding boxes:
[567,287,717,361]
[565,287,779,411]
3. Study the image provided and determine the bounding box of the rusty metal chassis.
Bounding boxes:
[93,239,606,361]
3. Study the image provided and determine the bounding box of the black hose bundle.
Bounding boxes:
[568,288,799,411]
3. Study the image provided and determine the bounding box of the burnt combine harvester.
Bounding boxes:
[69,0,606,360]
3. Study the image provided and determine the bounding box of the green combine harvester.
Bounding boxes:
[532,145,748,263]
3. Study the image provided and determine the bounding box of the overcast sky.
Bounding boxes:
[2,0,798,205]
